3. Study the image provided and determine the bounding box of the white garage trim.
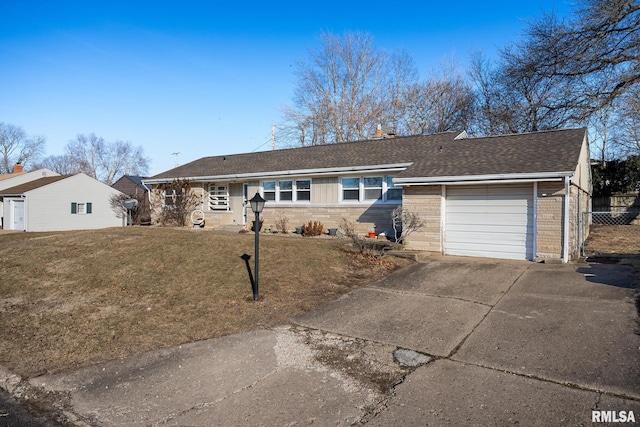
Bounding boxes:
[444,184,535,261]
[532,182,538,262]
[395,171,573,186]
[563,176,570,263]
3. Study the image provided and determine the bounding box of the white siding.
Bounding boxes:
[0,169,59,191]
[445,184,534,260]
[25,174,124,231]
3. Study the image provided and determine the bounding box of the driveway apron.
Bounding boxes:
[293,260,529,356]
[453,262,640,399]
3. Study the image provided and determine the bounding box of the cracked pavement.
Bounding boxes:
[4,258,639,426]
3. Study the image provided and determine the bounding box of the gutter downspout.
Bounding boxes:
[141,180,152,204]
[563,176,570,263]
[533,182,538,262]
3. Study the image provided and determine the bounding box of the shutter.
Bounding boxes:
[71,202,77,214]
[86,202,92,214]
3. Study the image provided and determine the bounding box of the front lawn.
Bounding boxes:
[0,227,410,378]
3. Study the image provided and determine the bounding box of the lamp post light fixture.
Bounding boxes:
[249,192,266,301]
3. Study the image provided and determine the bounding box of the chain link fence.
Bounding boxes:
[579,211,640,256]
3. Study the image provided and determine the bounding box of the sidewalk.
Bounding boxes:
[16,259,640,425]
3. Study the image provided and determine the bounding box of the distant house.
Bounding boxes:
[111,175,151,224]
[144,128,592,262]
[0,165,60,229]
[111,175,150,198]
[0,173,124,231]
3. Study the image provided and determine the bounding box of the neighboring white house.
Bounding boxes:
[0,167,60,229]
[0,173,124,231]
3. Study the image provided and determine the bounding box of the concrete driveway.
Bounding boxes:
[22,258,640,426]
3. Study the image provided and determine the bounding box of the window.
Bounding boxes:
[208,184,229,210]
[296,180,311,201]
[342,177,360,200]
[262,179,312,202]
[386,176,402,201]
[279,180,293,201]
[163,188,176,206]
[263,181,276,201]
[71,202,92,214]
[341,176,402,203]
[364,177,383,200]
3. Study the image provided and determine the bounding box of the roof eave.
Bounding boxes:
[395,171,575,186]
[144,163,414,184]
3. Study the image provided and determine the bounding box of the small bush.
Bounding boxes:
[339,217,391,258]
[275,212,290,233]
[154,178,201,227]
[391,206,426,244]
[251,219,264,232]
[302,220,324,237]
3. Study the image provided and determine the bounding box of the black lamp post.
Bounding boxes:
[249,192,266,301]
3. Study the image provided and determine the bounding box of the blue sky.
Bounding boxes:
[0,1,573,176]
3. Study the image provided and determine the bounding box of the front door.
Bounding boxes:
[11,199,25,230]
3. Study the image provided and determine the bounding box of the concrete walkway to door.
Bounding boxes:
[21,257,640,426]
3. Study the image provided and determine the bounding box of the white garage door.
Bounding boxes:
[445,184,534,260]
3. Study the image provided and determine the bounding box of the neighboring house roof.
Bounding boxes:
[126,175,148,188]
[0,172,25,181]
[145,128,587,184]
[146,132,464,182]
[0,169,61,191]
[0,176,69,196]
[112,175,149,193]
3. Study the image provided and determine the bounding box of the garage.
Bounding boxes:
[444,184,534,260]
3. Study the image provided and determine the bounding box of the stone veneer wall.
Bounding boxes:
[259,203,400,235]
[401,185,442,252]
[536,182,564,260]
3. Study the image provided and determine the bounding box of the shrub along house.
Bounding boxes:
[144,128,591,262]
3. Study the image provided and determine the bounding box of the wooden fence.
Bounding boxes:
[592,192,640,212]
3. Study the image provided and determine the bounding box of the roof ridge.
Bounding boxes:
[459,127,586,140]
[197,131,463,160]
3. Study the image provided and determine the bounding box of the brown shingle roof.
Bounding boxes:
[0,176,69,195]
[149,132,463,180]
[396,128,587,179]
[147,128,587,181]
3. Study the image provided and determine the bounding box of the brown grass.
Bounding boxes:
[584,224,640,255]
[0,227,411,378]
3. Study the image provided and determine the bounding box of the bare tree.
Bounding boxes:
[612,87,640,156]
[468,52,512,136]
[109,192,151,225]
[66,133,150,184]
[524,0,640,118]
[404,59,475,135]
[587,105,617,163]
[0,122,46,173]
[383,50,419,136]
[100,140,149,185]
[32,154,81,175]
[391,206,426,244]
[469,46,577,136]
[66,133,105,179]
[283,31,414,145]
[153,178,201,226]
